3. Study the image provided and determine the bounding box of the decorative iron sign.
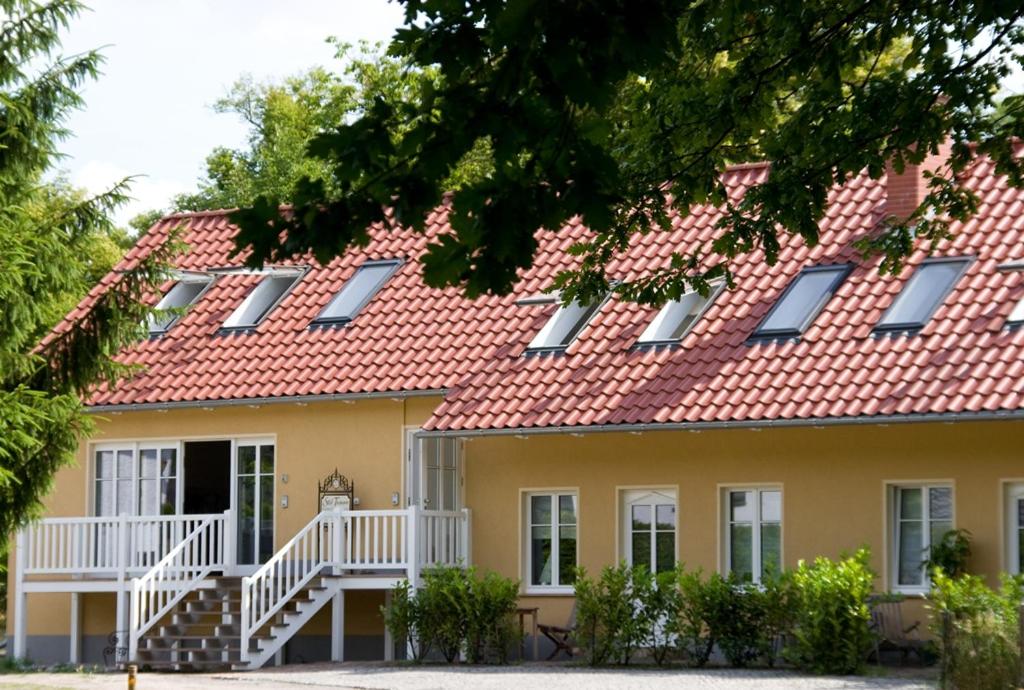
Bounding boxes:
[318,468,354,512]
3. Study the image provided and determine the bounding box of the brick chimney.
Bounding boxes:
[885,140,951,222]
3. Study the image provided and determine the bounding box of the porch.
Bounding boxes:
[13,505,470,669]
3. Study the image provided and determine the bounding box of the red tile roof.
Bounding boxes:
[56,156,1024,431]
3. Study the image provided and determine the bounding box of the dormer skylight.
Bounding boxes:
[222,268,304,330]
[751,264,852,339]
[314,259,401,325]
[875,258,970,332]
[638,280,725,344]
[148,273,214,334]
[526,295,607,351]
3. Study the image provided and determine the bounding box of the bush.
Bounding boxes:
[701,573,769,667]
[639,568,683,666]
[381,565,520,664]
[927,529,972,578]
[676,566,714,667]
[930,569,1024,690]
[574,563,643,665]
[785,548,875,674]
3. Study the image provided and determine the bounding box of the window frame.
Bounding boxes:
[522,489,579,594]
[887,482,955,593]
[620,487,678,573]
[874,257,972,333]
[1003,481,1024,576]
[313,259,402,326]
[720,485,783,584]
[750,264,853,340]
[222,270,306,331]
[148,274,215,335]
[525,294,610,353]
[92,441,183,517]
[637,280,725,345]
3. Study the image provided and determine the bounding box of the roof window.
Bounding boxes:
[222,270,303,330]
[752,265,851,339]
[526,295,606,351]
[638,280,725,344]
[1008,297,1024,325]
[314,259,401,325]
[148,274,213,334]
[875,258,970,331]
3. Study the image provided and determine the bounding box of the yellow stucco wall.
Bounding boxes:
[464,420,1024,626]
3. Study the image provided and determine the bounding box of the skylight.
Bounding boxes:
[314,259,401,324]
[148,275,213,334]
[752,265,851,339]
[1009,297,1024,325]
[527,297,606,350]
[638,281,725,344]
[222,272,303,330]
[875,258,970,331]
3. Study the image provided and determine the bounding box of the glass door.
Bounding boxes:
[235,440,275,565]
[420,437,461,511]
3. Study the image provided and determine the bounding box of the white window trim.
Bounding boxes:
[637,281,725,344]
[886,481,955,594]
[1003,480,1024,575]
[719,484,783,585]
[222,271,305,330]
[620,487,678,572]
[526,294,610,351]
[233,437,277,568]
[148,275,215,334]
[92,441,183,516]
[521,488,579,594]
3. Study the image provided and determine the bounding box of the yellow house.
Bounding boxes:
[8,152,1024,669]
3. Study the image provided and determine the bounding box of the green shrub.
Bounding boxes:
[927,529,972,578]
[759,570,797,667]
[639,568,683,666]
[785,548,875,674]
[382,566,520,665]
[701,573,768,667]
[675,566,714,667]
[930,569,1024,690]
[574,563,642,665]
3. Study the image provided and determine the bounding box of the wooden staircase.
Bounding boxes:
[134,574,342,671]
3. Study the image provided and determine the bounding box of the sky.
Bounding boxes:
[58,0,405,226]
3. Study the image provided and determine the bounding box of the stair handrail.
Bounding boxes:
[240,511,341,665]
[128,510,228,662]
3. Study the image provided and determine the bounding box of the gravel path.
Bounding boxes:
[0,662,937,690]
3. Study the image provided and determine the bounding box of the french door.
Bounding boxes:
[235,440,275,566]
[406,431,462,510]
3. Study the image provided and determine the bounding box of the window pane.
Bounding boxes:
[426,464,439,508]
[442,439,457,469]
[929,487,953,521]
[260,445,274,474]
[423,438,440,470]
[531,495,552,525]
[224,275,298,328]
[528,300,602,349]
[760,491,781,522]
[140,448,159,479]
[317,262,398,322]
[559,495,577,525]
[639,285,722,342]
[238,446,256,475]
[730,524,753,582]
[237,476,256,564]
[96,450,114,479]
[139,479,158,515]
[149,279,210,332]
[559,525,577,585]
[656,532,675,573]
[656,504,676,530]
[761,523,782,577]
[259,475,274,562]
[898,520,924,586]
[631,530,651,569]
[117,449,134,478]
[116,478,133,514]
[160,448,176,477]
[879,261,966,327]
[632,504,652,530]
[531,525,552,585]
[730,491,754,523]
[899,488,923,520]
[757,268,845,334]
[96,480,115,516]
[160,478,176,515]
[442,468,457,511]
[930,520,953,549]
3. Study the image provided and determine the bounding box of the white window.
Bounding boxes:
[94,444,180,516]
[723,487,782,583]
[525,491,578,591]
[753,265,850,338]
[638,282,724,344]
[421,437,461,511]
[1005,483,1024,575]
[890,484,953,590]
[527,299,605,350]
[315,259,401,324]
[148,274,213,334]
[622,489,677,573]
[876,259,969,331]
[1008,297,1024,325]
[223,272,302,329]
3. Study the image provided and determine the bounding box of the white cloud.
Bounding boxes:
[72,160,190,227]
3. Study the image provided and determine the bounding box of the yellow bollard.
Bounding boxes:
[127,664,137,690]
